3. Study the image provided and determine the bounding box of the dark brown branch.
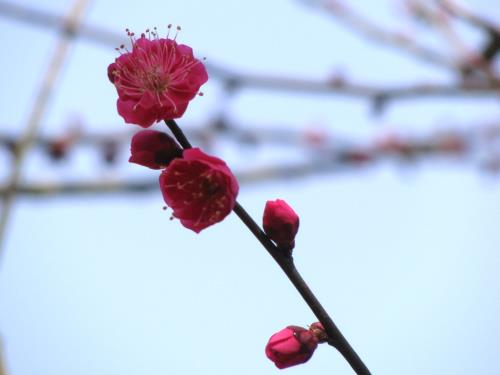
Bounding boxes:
[164,118,371,374]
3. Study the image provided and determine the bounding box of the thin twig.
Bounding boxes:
[301,0,500,82]
[299,0,457,69]
[436,0,500,34]
[405,0,470,56]
[214,73,500,98]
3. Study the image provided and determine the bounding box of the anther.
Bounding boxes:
[174,25,181,40]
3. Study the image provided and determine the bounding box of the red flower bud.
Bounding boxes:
[159,148,239,233]
[263,199,299,251]
[265,326,318,369]
[129,130,182,169]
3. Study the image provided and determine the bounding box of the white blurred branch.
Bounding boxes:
[1,122,498,197]
[299,0,500,82]
[0,0,499,101]
[0,0,90,256]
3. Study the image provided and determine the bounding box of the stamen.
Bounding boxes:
[115,43,130,54]
[168,58,201,84]
[161,92,178,113]
[194,203,211,227]
[125,28,136,44]
[174,25,181,40]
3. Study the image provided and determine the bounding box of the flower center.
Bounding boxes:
[112,25,206,110]
[201,174,221,196]
[142,67,170,93]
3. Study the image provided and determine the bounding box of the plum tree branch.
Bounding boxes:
[165,119,371,373]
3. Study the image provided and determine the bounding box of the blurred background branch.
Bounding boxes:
[0,121,498,197]
[0,0,499,102]
[0,0,90,255]
[298,0,500,82]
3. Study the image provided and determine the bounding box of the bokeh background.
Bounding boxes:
[0,0,499,374]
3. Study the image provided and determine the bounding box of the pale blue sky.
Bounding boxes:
[0,1,499,374]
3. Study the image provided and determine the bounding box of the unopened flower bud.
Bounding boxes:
[265,326,318,369]
[263,199,299,252]
[129,130,182,169]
